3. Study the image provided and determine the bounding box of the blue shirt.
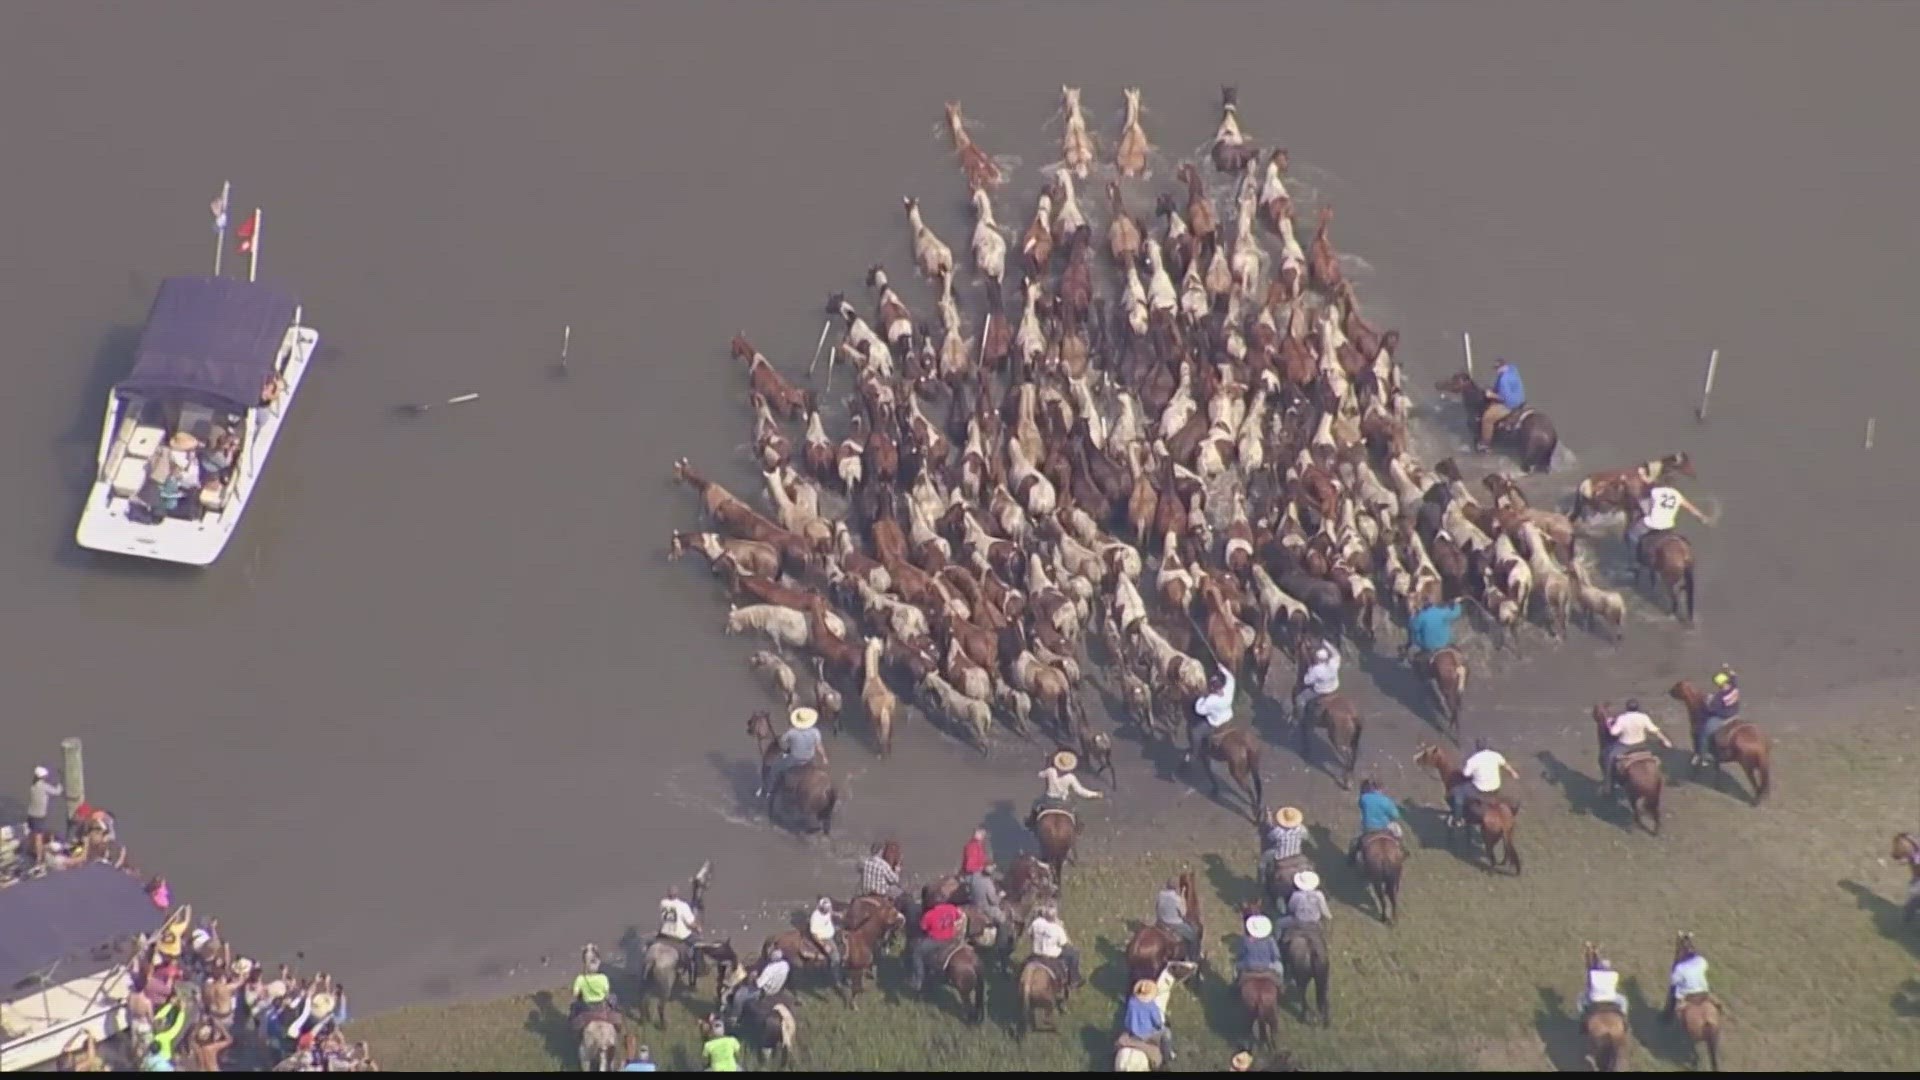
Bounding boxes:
[1123,996,1166,1038]
[1493,366,1525,409]
[1705,686,1740,719]
[622,1063,658,1072]
[1238,935,1282,970]
[1358,790,1402,832]
[1407,603,1464,652]
[780,726,822,761]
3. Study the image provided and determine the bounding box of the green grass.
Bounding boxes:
[353,718,1920,1071]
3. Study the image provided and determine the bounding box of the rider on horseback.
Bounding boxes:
[907,898,965,992]
[1260,806,1310,884]
[725,950,789,1024]
[1121,978,1176,1065]
[1452,739,1519,824]
[808,897,842,983]
[1602,699,1673,796]
[1403,594,1464,672]
[1697,667,1742,751]
[1625,480,1705,561]
[765,707,827,801]
[1276,871,1331,939]
[1235,914,1283,981]
[1187,664,1237,765]
[1475,359,1526,452]
[1154,877,1200,959]
[1029,749,1104,831]
[1026,902,1082,989]
[1347,779,1405,865]
[1292,643,1341,726]
[657,886,701,978]
[1576,954,1628,1018]
[569,946,616,1025]
[1663,935,1712,1023]
[859,841,903,902]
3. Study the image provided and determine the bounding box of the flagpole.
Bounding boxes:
[212,181,231,276]
[248,208,262,282]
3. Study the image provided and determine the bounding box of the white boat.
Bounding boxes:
[75,275,318,565]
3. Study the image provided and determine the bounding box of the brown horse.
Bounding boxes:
[1670,933,1723,1071]
[747,711,839,835]
[1198,727,1267,821]
[1356,830,1406,924]
[1434,372,1558,473]
[1593,705,1663,835]
[1030,807,1078,886]
[1238,970,1283,1047]
[1294,685,1364,790]
[1280,923,1332,1026]
[930,942,988,1023]
[1414,742,1521,874]
[1017,956,1070,1037]
[1419,646,1468,739]
[1669,681,1771,802]
[1637,532,1697,624]
[762,904,902,1008]
[1581,942,1629,1071]
[1125,870,1202,981]
[1892,833,1920,924]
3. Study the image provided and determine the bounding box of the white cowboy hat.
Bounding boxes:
[231,957,255,978]
[32,765,49,779]
[789,707,819,730]
[1052,749,1078,772]
[1272,806,1304,829]
[1292,870,1321,893]
[1314,645,1333,662]
[1244,914,1273,939]
[1231,1051,1255,1071]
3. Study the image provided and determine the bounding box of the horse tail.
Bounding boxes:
[1594,1037,1620,1072]
[1502,829,1522,875]
[1683,562,1697,621]
[1571,486,1589,521]
[974,963,990,1023]
[1249,756,1265,812]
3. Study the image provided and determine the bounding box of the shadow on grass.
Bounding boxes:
[1534,750,1636,832]
[1354,647,1449,741]
[524,991,576,1069]
[1893,977,1920,1018]
[1531,986,1596,1072]
[1838,878,1920,962]
[1621,976,1702,1071]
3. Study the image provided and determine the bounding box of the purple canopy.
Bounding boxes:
[0,864,163,994]
[116,275,297,411]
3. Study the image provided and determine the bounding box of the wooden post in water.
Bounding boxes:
[60,737,85,821]
[1462,332,1474,377]
[1694,349,1719,422]
[1864,418,1875,451]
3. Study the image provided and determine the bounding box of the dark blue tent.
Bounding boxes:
[115,276,297,412]
[0,865,164,994]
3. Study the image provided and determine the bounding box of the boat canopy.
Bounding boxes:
[0,864,164,996]
[116,275,297,411]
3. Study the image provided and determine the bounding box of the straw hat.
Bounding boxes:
[168,431,201,452]
[265,978,289,1001]
[789,707,819,730]
[1132,978,1158,1001]
[1272,806,1303,829]
[1231,1051,1255,1071]
[232,957,256,978]
[1244,914,1273,939]
[309,989,337,1017]
[1051,750,1078,772]
[1292,870,1321,893]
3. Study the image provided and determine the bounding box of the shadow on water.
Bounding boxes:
[706,751,763,816]
[1534,750,1635,832]
[1531,985,1596,1072]
[1838,878,1920,962]
[982,799,1025,864]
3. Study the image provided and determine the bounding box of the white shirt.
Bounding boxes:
[1028,916,1070,958]
[755,959,789,995]
[1587,968,1621,1001]
[1194,667,1237,728]
[809,909,836,940]
[1039,768,1100,800]
[659,898,697,940]
[1461,750,1509,792]
[1641,486,1682,530]
[1608,711,1659,747]
[1303,651,1341,694]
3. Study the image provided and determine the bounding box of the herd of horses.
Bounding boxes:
[650,88,1804,1068]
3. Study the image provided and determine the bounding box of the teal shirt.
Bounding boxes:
[1408,603,1464,652]
[1358,790,1401,832]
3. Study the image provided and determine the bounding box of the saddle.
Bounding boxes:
[1035,807,1077,826]
[1023,954,1066,985]
[571,1003,618,1033]
[1263,853,1310,888]
[1582,1000,1626,1019]
[1462,790,1517,821]
[1704,720,1751,754]
[1358,828,1402,850]
[1281,921,1328,953]
[933,939,968,974]
[1635,529,1682,566]
[1613,747,1659,776]
[1236,967,1281,989]
[1494,407,1535,437]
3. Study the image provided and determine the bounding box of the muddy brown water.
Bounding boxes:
[4,3,1917,1010]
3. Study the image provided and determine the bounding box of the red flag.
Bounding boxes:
[235,210,258,253]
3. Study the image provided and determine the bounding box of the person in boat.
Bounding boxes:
[1029,749,1104,830]
[1577,954,1628,1018]
[1235,914,1283,982]
[1025,901,1082,989]
[1188,663,1237,764]
[198,430,239,480]
[1347,778,1405,865]
[258,374,287,411]
[1292,642,1341,725]
[1696,666,1742,750]
[1452,738,1519,823]
[1476,359,1526,451]
[1153,877,1199,958]
[1625,480,1706,559]
[1601,698,1673,795]
[1403,595,1465,672]
[1663,935,1712,1022]
[765,707,826,799]
[657,885,701,976]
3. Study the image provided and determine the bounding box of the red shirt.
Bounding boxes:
[960,837,989,876]
[921,903,964,942]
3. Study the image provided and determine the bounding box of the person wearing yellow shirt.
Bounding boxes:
[702,1018,742,1072]
[570,948,615,1026]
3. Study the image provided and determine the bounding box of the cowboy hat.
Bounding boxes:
[168,431,201,451]
[1231,1051,1255,1071]
[1244,914,1273,939]
[1272,806,1304,829]
[789,707,819,730]
[1292,870,1321,892]
[232,957,256,978]
[32,765,49,779]
[309,989,337,1017]
[1052,749,1078,772]
[1132,978,1158,1000]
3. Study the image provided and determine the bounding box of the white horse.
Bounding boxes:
[1113,961,1197,1071]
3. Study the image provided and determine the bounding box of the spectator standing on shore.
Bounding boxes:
[26,765,63,855]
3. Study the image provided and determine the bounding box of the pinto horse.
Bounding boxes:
[1414,742,1522,874]
[1670,681,1771,802]
[1125,870,1202,982]
[1434,372,1558,473]
[1593,705,1664,835]
[1637,532,1698,624]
